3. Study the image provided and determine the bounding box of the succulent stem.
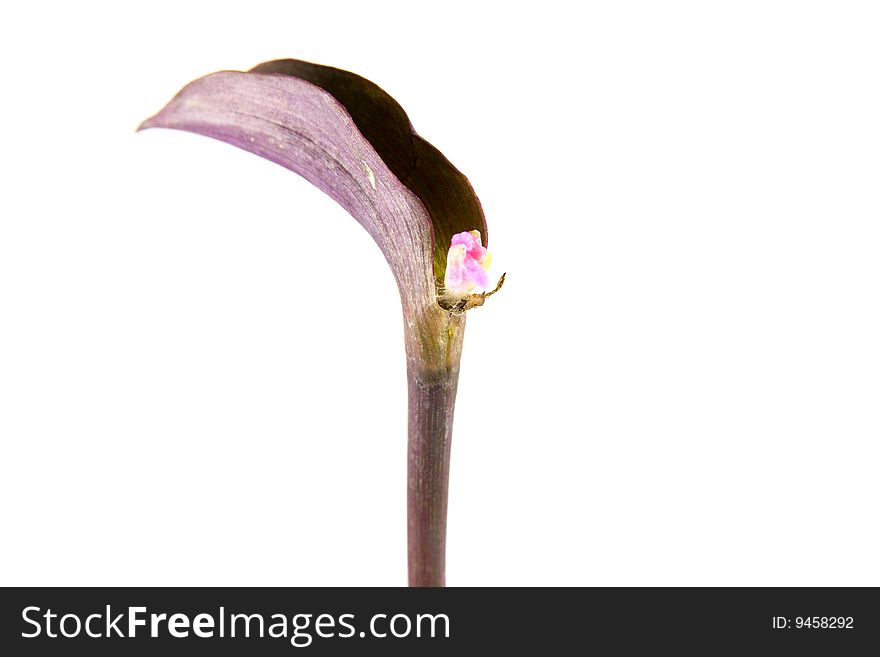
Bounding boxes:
[405,309,465,586]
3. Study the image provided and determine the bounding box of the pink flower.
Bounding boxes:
[443,230,491,296]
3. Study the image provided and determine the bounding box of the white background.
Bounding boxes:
[1,1,878,586]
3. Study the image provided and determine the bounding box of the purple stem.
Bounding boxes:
[407,367,460,586]
[404,309,465,586]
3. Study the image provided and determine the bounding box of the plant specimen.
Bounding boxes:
[140,59,502,586]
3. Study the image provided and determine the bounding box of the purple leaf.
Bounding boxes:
[139,60,487,370]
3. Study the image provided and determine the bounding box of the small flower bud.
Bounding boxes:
[443,230,491,296]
